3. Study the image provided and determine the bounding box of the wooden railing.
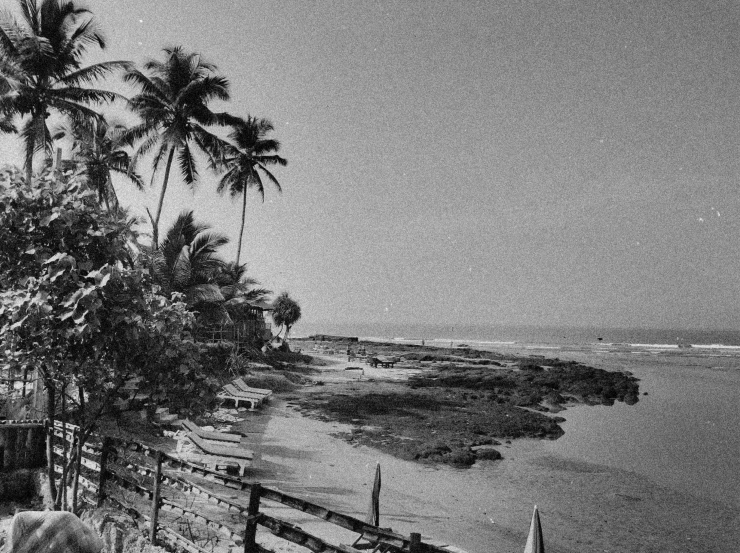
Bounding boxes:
[50,421,449,553]
[0,419,46,470]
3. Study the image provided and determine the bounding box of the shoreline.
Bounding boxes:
[235,396,737,553]
[288,338,639,467]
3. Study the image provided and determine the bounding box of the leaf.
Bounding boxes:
[44,252,66,265]
[40,212,59,226]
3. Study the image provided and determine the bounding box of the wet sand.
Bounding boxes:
[234,358,739,553]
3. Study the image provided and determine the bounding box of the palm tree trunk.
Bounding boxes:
[152,147,176,248]
[235,188,247,266]
[25,164,32,185]
[106,171,119,214]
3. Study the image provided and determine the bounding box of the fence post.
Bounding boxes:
[409,533,422,553]
[149,451,164,544]
[97,437,112,507]
[243,483,262,553]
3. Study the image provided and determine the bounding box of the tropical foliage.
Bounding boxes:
[0,0,129,183]
[147,210,228,320]
[123,46,231,247]
[52,118,144,212]
[272,292,301,339]
[218,115,286,265]
[0,166,226,507]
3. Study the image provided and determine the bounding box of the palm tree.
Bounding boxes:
[149,210,229,321]
[123,46,231,247]
[53,117,144,212]
[0,0,129,183]
[272,292,301,340]
[217,261,271,304]
[218,115,286,266]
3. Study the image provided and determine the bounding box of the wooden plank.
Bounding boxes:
[160,498,243,544]
[258,512,362,553]
[53,446,100,472]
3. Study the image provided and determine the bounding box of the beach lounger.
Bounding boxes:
[181,419,241,443]
[233,378,273,399]
[186,432,253,460]
[218,384,267,409]
[180,432,253,476]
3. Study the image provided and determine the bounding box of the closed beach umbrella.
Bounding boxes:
[366,462,382,526]
[523,505,545,553]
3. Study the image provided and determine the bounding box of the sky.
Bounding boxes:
[3,0,740,331]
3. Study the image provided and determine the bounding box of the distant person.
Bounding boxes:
[421,339,425,347]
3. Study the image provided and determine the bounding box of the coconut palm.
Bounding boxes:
[0,0,129,183]
[215,261,271,323]
[123,46,231,247]
[217,115,286,266]
[148,210,229,321]
[53,117,144,212]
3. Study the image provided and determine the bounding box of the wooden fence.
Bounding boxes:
[50,421,449,553]
[0,419,46,470]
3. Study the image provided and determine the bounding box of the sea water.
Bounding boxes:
[295,322,740,508]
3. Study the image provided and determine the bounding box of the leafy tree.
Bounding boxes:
[123,46,231,247]
[148,210,229,322]
[52,117,144,212]
[272,291,301,339]
[0,0,129,183]
[217,115,286,266]
[0,165,218,510]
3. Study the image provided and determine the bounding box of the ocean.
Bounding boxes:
[293,321,740,349]
[294,321,740,509]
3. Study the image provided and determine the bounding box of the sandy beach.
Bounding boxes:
[232,349,739,553]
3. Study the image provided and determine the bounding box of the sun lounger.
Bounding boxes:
[233,379,273,399]
[182,420,241,443]
[186,432,252,460]
[179,432,253,476]
[223,383,268,402]
[218,384,268,409]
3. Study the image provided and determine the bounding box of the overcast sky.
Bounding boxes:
[5,0,740,331]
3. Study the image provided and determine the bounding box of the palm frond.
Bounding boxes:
[59,60,132,86]
[177,141,198,185]
[186,283,225,306]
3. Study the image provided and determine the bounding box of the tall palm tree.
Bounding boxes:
[53,117,144,212]
[123,46,231,248]
[149,210,229,319]
[0,0,129,183]
[218,115,286,266]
